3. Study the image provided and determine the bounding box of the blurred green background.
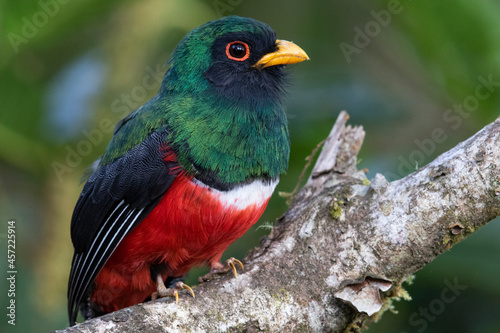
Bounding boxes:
[1,0,499,332]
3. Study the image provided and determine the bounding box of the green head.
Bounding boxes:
[102,16,309,186]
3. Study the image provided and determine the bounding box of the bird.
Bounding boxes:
[67,15,309,325]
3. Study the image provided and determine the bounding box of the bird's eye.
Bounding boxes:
[226,41,250,61]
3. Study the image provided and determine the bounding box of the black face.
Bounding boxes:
[204,30,287,102]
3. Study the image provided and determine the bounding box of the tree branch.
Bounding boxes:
[55,112,500,333]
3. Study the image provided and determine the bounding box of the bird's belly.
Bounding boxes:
[93,173,277,310]
[129,174,278,270]
[177,176,278,267]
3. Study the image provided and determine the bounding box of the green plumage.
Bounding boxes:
[99,16,290,184]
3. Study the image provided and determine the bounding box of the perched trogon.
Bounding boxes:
[67,15,309,325]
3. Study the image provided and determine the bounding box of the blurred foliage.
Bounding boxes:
[0,0,499,332]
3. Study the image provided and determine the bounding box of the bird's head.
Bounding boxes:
[99,16,308,183]
[161,16,309,103]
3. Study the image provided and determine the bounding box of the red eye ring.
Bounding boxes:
[226,41,250,61]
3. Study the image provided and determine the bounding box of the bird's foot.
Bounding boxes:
[151,275,195,302]
[198,258,244,283]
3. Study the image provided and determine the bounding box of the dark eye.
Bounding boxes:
[226,41,250,61]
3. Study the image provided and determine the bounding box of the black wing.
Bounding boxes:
[67,130,177,325]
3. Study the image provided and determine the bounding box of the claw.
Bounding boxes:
[178,282,195,299]
[151,275,195,302]
[228,261,237,277]
[233,258,244,270]
[226,258,244,277]
[198,257,245,282]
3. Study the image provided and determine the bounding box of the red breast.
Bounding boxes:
[91,173,276,312]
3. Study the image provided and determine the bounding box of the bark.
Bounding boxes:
[55,111,500,333]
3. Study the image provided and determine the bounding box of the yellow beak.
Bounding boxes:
[253,39,309,69]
